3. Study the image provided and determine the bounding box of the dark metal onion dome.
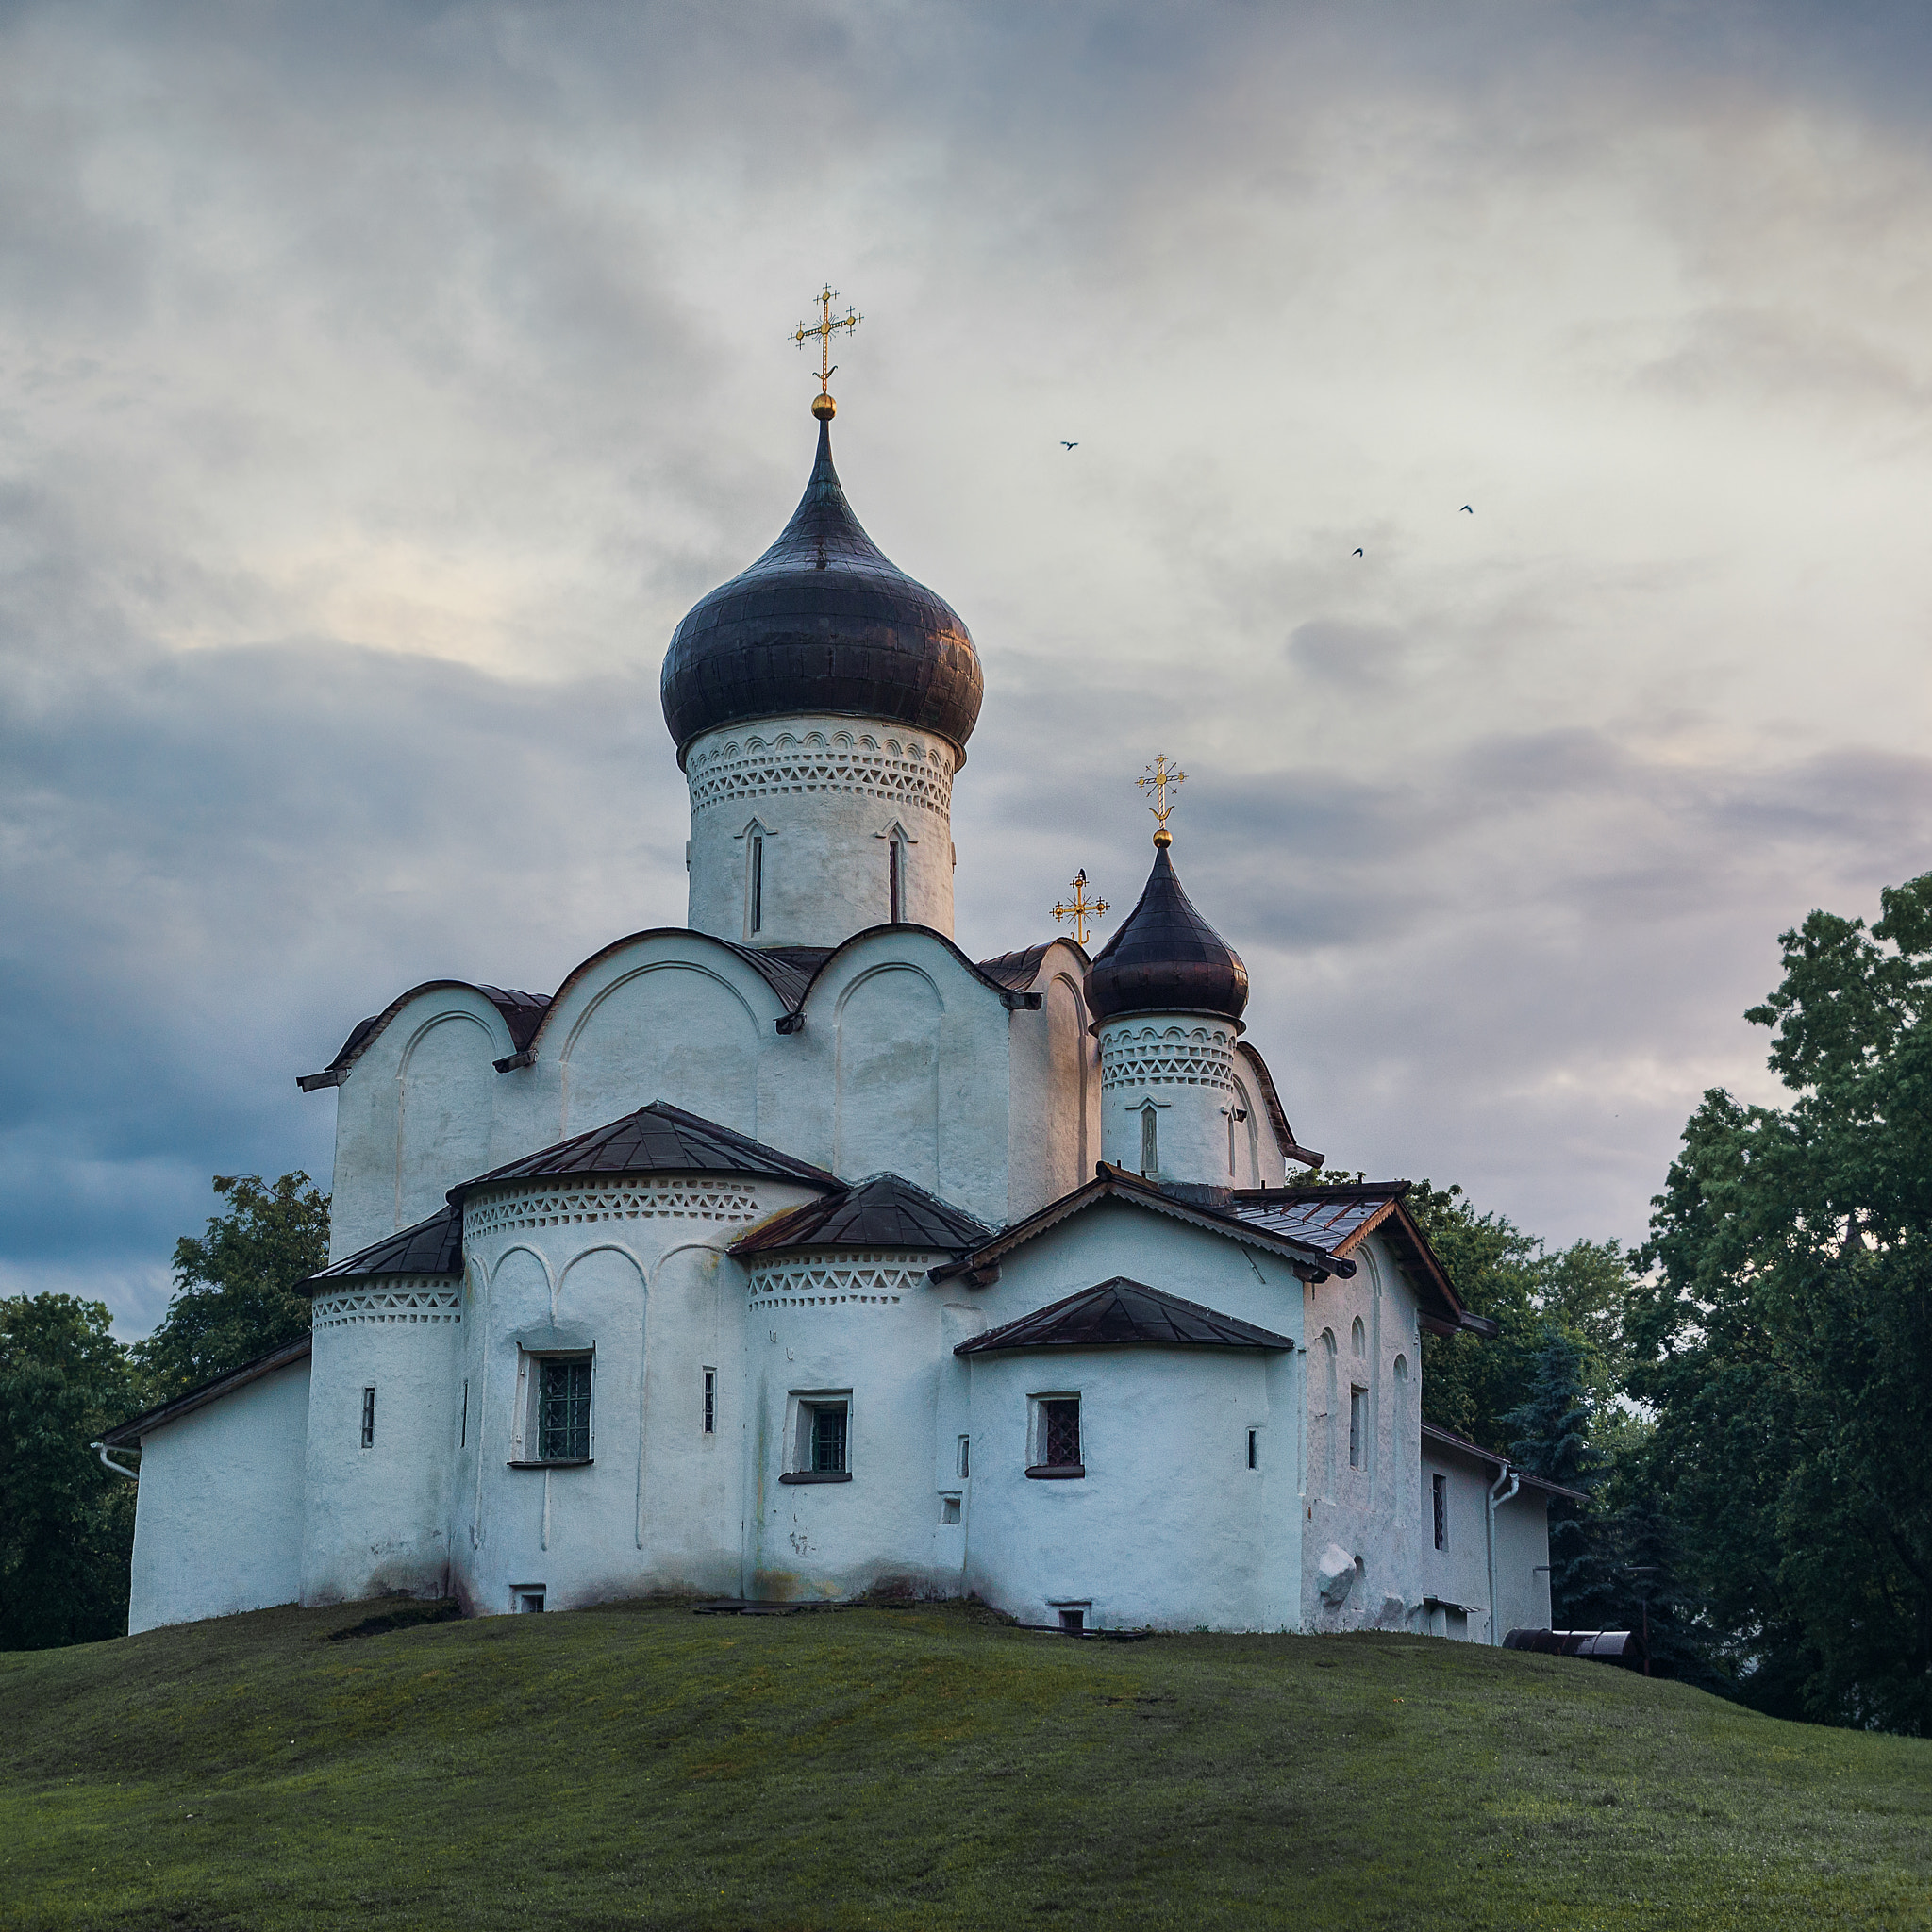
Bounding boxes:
[659,419,984,766]
[1084,839,1249,1024]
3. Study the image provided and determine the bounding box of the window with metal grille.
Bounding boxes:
[360,1387,375,1449]
[1432,1472,1448,1551]
[810,1401,847,1474]
[1349,1387,1367,1470]
[1043,1398,1080,1468]
[539,1358,592,1462]
[703,1367,716,1435]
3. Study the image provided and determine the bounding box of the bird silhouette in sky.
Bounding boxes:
[1060,441,1078,450]
[1353,547,1364,557]
[1460,504,1474,513]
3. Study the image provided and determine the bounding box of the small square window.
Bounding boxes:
[513,1587,545,1614]
[1058,1607,1085,1635]
[782,1394,853,1482]
[1348,1387,1367,1470]
[940,1494,961,1524]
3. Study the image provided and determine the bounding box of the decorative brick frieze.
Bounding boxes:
[465,1177,762,1243]
[1099,1021,1238,1093]
[312,1281,462,1329]
[746,1252,924,1307]
[687,727,954,823]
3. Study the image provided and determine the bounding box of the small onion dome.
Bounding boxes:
[659,419,984,766]
[1084,840,1249,1024]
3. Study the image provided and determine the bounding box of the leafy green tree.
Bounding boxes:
[1635,873,1932,1733]
[1501,1328,1602,1624]
[132,1174,329,1403]
[0,1295,138,1649]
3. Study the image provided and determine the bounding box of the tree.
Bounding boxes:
[0,1294,138,1649]
[132,1173,330,1403]
[1634,873,1932,1734]
[1501,1328,1602,1624]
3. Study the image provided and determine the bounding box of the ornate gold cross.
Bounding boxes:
[1137,753,1185,845]
[791,284,862,408]
[1051,869,1108,948]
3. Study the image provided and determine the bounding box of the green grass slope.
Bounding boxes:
[2,1599,1927,1931]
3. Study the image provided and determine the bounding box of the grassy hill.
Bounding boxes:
[2,1598,1928,1931]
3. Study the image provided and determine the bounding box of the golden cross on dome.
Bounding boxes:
[791,284,862,419]
[1137,753,1185,845]
[1051,869,1108,948]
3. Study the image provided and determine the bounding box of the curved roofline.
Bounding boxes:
[298,980,548,1091]
[1087,1006,1247,1039]
[675,710,970,774]
[1232,1041,1323,1168]
[788,924,1049,1016]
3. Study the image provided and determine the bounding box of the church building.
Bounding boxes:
[103,349,1567,1641]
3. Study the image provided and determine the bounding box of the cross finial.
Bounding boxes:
[791,284,862,421]
[1051,868,1109,948]
[1137,754,1185,846]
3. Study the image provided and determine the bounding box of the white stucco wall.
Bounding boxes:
[1495,1488,1554,1639]
[125,1357,311,1634]
[1419,1449,1495,1637]
[1097,1016,1244,1188]
[301,1276,464,1605]
[683,717,958,947]
[1299,1232,1426,1634]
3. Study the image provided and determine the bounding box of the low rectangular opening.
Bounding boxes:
[1058,1608,1086,1635]
[513,1587,546,1614]
[940,1494,961,1524]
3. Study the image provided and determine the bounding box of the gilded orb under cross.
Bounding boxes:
[1051,869,1108,948]
[791,285,862,420]
[1137,754,1185,845]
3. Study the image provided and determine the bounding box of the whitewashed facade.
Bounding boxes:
[105,408,1563,1638]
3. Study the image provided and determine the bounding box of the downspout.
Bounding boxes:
[1485,1465,1519,1645]
[92,1441,139,1481]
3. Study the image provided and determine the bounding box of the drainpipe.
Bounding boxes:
[92,1442,139,1481]
[1485,1465,1519,1645]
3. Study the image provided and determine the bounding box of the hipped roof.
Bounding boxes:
[956,1277,1294,1355]
[734,1174,992,1256]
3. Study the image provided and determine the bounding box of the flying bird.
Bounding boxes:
[1459,504,1474,513]
[1061,441,1078,450]
[1352,547,1363,557]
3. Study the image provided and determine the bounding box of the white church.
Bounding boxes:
[104,369,1566,1641]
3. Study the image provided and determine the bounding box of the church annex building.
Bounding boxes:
[103,381,1570,1641]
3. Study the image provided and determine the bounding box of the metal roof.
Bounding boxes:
[1226,1184,1405,1255]
[1085,840,1248,1025]
[448,1100,841,1205]
[734,1174,992,1255]
[299,983,549,1091]
[956,1276,1294,1355]
[659,418,983,762]
[300,1205,461,1290]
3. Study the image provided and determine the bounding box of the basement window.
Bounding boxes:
[512,1586,546,1614]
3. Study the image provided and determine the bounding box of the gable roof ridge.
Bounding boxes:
[956,1274,1295,1355]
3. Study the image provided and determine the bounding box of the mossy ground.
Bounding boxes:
[2,1597,1927,1929]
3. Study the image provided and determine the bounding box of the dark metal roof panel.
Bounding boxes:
[975,944,1054,992]
[1084,841,1248,1024]
[956,1276,1294,1355]
[659,420,984,761]
[734,1174,992,1255]
[303,1206,462,1287]
[448,1100,840,1204]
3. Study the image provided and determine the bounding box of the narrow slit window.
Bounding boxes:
[1349,1387,1367,1470]
[748,833,764,935]
[1247,1427,1257,1470]
[459,1378,469,1449]
[360,1386,375,1449]
[1432,1472,1448,1551]
[958,1434,971,1479]
[888,834,904,924]
[539,1358,592,1462]
[1140,1107,1158,1177]
[1227,1109,1237,1174]
[703,1367,716,1436]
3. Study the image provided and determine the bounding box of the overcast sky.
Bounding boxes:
[5,1,1931,1335]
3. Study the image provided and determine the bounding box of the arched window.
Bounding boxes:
[1351,1316,1366,1359]
[1321,1328,1339,1501]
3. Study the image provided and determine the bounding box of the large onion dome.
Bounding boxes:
[659,419,984,767]
[1084,838,1249,1024]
